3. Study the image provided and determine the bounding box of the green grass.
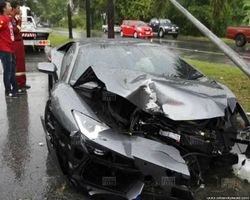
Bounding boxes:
[49,33,74,47]
[185,59,250,112]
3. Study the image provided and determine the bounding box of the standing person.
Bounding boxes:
[11,1,30,92]
[0,0,18,97]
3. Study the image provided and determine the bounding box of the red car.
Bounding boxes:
[226,26,250,47]
[121,20,153,38]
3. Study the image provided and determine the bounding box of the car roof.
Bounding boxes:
[122,19,141,22]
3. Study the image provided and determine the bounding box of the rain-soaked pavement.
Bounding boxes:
[0,50,89,200]
[53,29,250,65]
[0,43,249,200]
[151,37,250,65]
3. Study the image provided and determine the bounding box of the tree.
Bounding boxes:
[68,3,73,39]
[107,0,115,38]
[86,0,91,37]
[17,0,247,37]
[243,0,250,25]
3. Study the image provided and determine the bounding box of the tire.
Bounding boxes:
[235,34,246,47]
[173,34,178,39]
[45,101,69,175]
[44,100,54,154]
[54,123,69,175]
[120,31,124,37]
[134,32,138,38]
[158,29,164,38]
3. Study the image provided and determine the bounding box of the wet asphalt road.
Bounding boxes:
[53,29,250,65]
[0,50,89,200]
[151,37,250,65]
[0,41,249,200]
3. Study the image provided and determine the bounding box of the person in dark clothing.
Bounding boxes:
[0,0,18,97]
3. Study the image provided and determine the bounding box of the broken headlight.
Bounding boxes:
[72,110,109,140]
[72,110,109,155]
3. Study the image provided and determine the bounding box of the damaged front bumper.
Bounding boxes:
[41,104,250,200]
[41,114,194,200]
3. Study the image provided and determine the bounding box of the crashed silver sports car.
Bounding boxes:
[39,40,250,200]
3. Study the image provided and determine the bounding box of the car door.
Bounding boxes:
[129,21,136,36]
[122,20,131,36]
[124,21,131,36]
[121,20,127,35]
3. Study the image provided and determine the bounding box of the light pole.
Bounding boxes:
[168,0,250,77]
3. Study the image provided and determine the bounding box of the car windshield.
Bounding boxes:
[136,21,147,26]
[160,19,171,25]
[71,44,203,83]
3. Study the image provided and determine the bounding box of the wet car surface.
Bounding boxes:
[0,46,249,200]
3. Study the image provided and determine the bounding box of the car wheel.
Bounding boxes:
[44,100,54,153]
[134,32,138,38]
[120,31,124,37]
[235,34,246,47]
[173,34,178,39]
[158,29,164,38]
[54,123,70,174]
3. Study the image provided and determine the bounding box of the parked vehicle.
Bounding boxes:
[38,39,250,200]
[20,6,52,49]
[121,20,153,38]
[226,26,250,47]
[102,23,121,33]
[149,18,179,38]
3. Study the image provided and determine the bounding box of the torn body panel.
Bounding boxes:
[45,83,192,199]
[74,66,233,121]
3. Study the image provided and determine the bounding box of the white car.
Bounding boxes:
[20,6,52,48]
[102,23,121,33]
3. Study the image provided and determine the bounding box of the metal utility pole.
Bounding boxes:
[67,3,73,39]
[107,0,115,39]
[86,0,91,38]
[168,0,250,77]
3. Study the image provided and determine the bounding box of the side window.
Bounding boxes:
[60,45,75,79]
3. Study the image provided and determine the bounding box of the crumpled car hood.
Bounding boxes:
[74,67,236,121]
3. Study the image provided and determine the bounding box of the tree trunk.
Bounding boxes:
[107,0,115,39]
[86,0,91,38]
[67,3,73,39]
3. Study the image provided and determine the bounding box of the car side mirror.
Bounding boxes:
[38,62,57,74]
[38,62,58,89]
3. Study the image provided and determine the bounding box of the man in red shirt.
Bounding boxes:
[11,1,30,92]
[0,1,18,97]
